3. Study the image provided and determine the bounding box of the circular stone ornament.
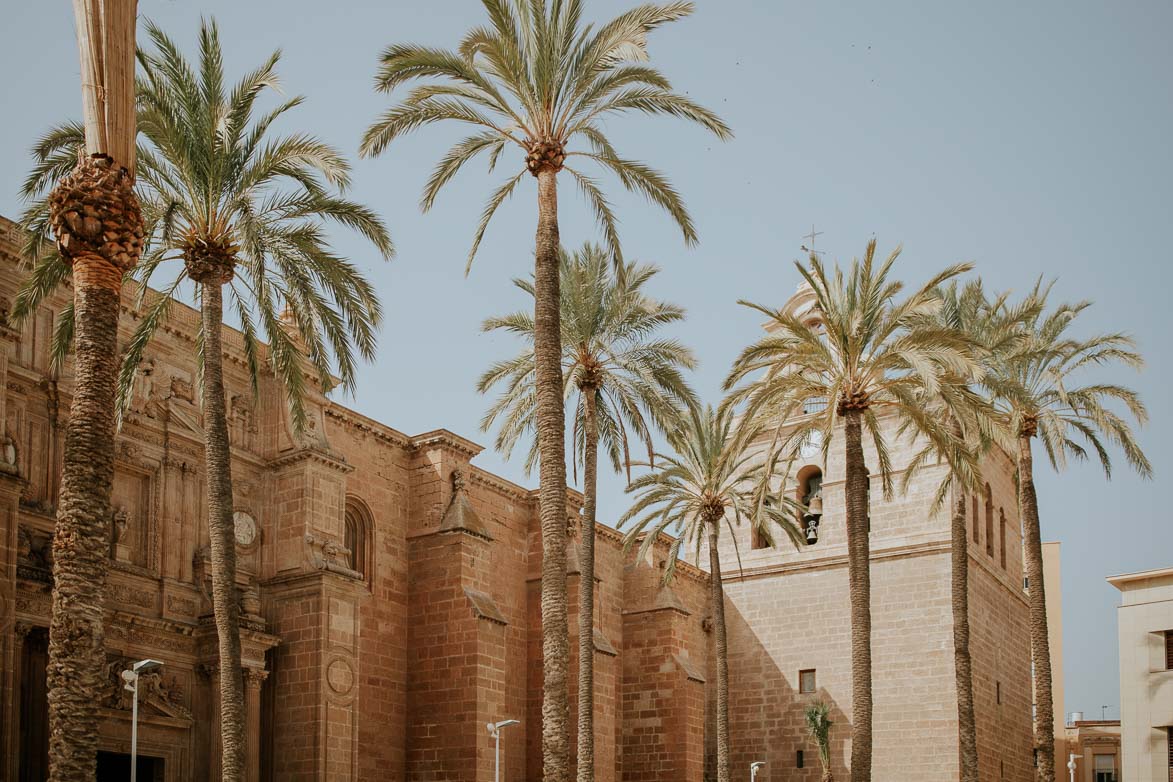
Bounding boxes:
[233,511,258,548]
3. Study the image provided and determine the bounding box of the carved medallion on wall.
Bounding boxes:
[233,510,259,549]
[326,656,355,697]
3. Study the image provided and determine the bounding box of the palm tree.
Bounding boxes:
[723,242,978,782]
[11,0,144,777]
[618,404,802,782]
[983,284,1151,782]
[478,242,697,780]
[360,3,729,775]
[805,700,834,782]
[901,280,1032,782]
[17,20,392,781]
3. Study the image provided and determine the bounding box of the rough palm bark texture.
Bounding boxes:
[843,409,873,782]
[534,167,570,782]
[200,281,247,782]
[1018,429,1054,782]
[577,389,598,782]
[709,524,730,782]
[45,153,142,781]
[951,482,979,782]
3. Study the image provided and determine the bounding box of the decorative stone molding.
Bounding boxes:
[303,533,362,579]
[438,469,492,540]
[464,588,507,626]
[102,656,193,721]
[593,628,618,657]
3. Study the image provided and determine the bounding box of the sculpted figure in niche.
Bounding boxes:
[130,357,162,418]
[111,506,132,563]
[169,373,195,404]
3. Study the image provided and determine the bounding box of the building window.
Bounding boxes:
[802,397,828,415]
[996,681,1001,705]
[1093,754,1117,782]
[972,495,980,545]
[1165,630,1172,670]
[999,509,1007,569]
[343,497,373,580]
[751,525,768,550]
[796,749,804,769]
[799,669,817,694]
[984,484,994,557]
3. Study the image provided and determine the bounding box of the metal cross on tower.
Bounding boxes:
[800,224,824,257]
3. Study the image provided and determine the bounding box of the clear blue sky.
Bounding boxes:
[2,0,1169,721]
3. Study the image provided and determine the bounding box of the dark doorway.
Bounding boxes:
[18,627,49,782]
[96,751,164,782]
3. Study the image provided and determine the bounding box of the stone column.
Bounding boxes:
[244,668,268,782]
[201,663,223,781]
[0,458,24,782]
[4,622,32,781]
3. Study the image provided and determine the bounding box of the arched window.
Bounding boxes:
[999,509,1007,569]
[343,497,373,580]
[752,496,777,550]
[984,484,994,557]
[972,495,980,545]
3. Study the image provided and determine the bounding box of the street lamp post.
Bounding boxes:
[487,719,520,782]
[121,659,163,782]
[1067,752,1078,782]
[750,760,766,781]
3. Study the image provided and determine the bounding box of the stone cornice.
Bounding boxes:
[409,429,484,459]
[324,406,412,448]
[268,446,353,474]
[468,467,533,503]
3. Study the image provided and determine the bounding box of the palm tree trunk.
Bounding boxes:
[577,388,598,782]
[535,167,570,782]
[708,523,730,782]
[201,282,247,782]
[951,476,979,782]
[46,255,122,781]
[1019,432,1054,782]
[843,409,872,782]
[47,1,140,773]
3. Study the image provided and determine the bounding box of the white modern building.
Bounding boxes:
[1108,567,1173,781]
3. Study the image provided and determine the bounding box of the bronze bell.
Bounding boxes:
[806,495,823,517]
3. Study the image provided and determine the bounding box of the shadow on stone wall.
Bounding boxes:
[723,597,850,782]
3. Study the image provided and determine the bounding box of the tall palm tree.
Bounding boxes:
[805,700,834,782]
[9,1,144,777]
[983,284,1151,782]
[618,404,802,782]
[723,242,979,782]
[17,20,393,781]
[901,280,1033,782]
[360,4,729,775]
[478,242,697,780]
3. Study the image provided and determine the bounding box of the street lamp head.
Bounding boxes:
[751,761,766,771]
[491,719,520,732]
[133,658,164,674]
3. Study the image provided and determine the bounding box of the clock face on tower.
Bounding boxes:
[800,429,823,459]
[233,511,258,547]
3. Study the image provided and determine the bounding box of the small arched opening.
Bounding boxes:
[343,496,374,581]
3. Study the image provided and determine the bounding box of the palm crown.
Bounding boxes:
[16,19,394,430]
[985,282,1151,478]
[618,404,802,582]
[360,0,731,270]
[723,241,981,498]
[478,242,697,477]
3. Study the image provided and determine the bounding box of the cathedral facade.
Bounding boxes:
[0,215,1032,781]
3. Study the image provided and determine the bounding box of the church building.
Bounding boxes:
[0,216,1033,780]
